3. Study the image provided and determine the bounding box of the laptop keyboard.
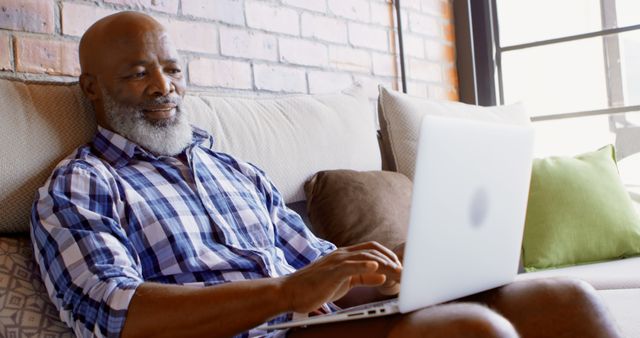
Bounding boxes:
[334,298,399,314]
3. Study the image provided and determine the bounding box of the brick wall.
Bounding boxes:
[0,0,458,102]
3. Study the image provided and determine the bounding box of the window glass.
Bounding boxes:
[620,30,640,105]
[615,0,640,27]
[532,111,640,187]
[532,112,640,160]
[493,0,640,187]
[496,0,601,46]
[501,37,608,117]
[533,114,611,157]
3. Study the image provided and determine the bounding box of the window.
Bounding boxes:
[455,0,640,184]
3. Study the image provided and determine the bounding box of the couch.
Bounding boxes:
[1,77,639,337]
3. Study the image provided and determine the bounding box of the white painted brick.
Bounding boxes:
[403,34,425,58]
[370,2,393,27]
[329,46,371,73]
[428,84,448,99]
[371,99,380,127]
[220,26,277,61]
[279,37,328,67]
[348,23,388,51]
[246,1,300,35]
[328,0,370,22]
[409,12,440,37]
[301,13,348,44]
[408,58,442,82]
[372,52,396,77]
[282,0,327,12]
[182,0,245,25]
[157,18,219,54]
[407,81,428,97]
[308,71,353,93]
[425,38,446,61]
[353,75,390,99]
[189,58,252,89]
[62,3,115,37]
[421,0,442,15]
[404,0,421,10]
[254,64,306,92]
[400,9,409,30]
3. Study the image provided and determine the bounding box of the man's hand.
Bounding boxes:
[281,241,403,313]
[393,242,406,263]
[375,242,406,296]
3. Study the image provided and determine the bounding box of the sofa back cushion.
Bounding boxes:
[183,85,381,203]
[0,80,96,234]
[0,78,380,233]
[378,86,531,180]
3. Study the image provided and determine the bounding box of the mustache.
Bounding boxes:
[139,95,182,110]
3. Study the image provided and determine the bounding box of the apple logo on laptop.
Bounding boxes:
[469,187,489,228]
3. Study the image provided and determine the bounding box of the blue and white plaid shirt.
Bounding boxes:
[31,126,336,338]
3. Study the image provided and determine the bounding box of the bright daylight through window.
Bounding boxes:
[493,0,640,186]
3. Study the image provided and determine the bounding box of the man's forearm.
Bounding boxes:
[121,278,289,338]
[120,241,402,337]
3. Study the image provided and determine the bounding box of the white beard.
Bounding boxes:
[101,88,193,156]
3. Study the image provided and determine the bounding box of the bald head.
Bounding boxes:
[77,11,188,154]
[79,12,167,75]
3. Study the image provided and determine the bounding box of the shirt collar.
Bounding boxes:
[92,125,215,168]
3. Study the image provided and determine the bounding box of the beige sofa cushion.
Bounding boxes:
[0,79,380,233]
[0,80,96,234]
[378,86,530,180]
[183,85,381,203]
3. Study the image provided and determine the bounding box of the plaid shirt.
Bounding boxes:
[31,126,336,338]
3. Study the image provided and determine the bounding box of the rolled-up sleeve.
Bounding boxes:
[31,162,143,338]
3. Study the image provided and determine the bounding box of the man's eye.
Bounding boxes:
[167,68,182,74]
[133,71,146,78]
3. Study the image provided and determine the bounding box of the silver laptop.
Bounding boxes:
[259,115,535,330]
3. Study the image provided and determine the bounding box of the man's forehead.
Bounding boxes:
[113,28,170,45]
[122,57,180,69]
[107,31,181,66]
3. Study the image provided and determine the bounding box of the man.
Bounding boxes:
[30,11,620,338]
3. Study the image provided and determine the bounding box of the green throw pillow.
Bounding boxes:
[522,145,640,271]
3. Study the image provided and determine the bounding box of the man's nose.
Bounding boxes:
[147,69,173,97]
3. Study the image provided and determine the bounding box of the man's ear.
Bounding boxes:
[79,74,100,100]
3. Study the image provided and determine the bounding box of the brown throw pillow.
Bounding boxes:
[304,170,412,250]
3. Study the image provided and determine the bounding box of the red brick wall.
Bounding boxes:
[0,0,458,101]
